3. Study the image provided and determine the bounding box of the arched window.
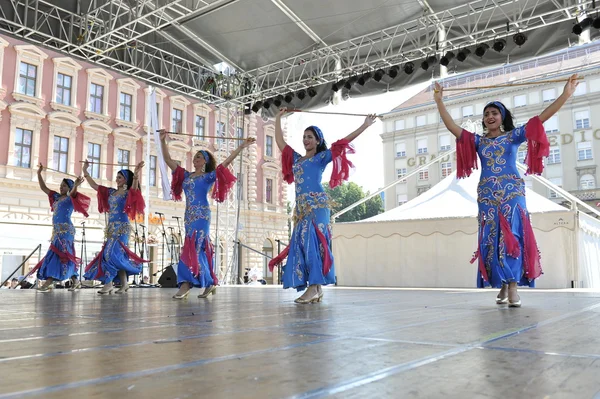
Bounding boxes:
[580,174,596,190]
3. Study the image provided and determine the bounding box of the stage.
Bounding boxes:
[1,287,600,398]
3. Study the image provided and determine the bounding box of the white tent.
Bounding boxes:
[332,170,600,289]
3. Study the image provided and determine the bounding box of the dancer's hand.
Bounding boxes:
[82,160,90,173]
[159,129,167,142]
[363,114,377,128]
[134,161,145,176]
[276,108,289,119]
[37,163,44,174]
[563,74,579,97]
[74,176,84,187]
[241,137,256,148]
[433,82,444,102]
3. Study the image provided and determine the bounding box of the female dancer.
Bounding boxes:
[269,109,376,303]
[434,74,579,307]
[35,164,90,292]
[82,161,147,294]
[160,130,255,299]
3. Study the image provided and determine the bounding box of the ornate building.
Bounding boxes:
[0,35,288,285]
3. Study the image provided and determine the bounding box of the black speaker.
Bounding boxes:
[157,266,178,288]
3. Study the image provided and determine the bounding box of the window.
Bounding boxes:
[418,168,429,181]
[394,119,405,130]
[195,116,205,138]
[119,92,133,121]
[172,108,183,133]
[149,155,157,187]
[237,172,244,200]
[216,122,225,145]
[89,83,104,113]
[439,135,451,151]
[53,136,69,173]
[514,94,527,108]
[416,115,427,127]
[395,142,406,157]
[396,168,407,179]
[441,162,452,178]
[549,177,562,199]
[544,115,559,133]
[14,128,32,168]
[397,194,407,206]
[578,142,592,160]
[517,147,526,164]
[56,73,72,106]
[265,178,273,204]
[18,62,37,97]
[574,82,587,96]
[417,138,428,154]
[266,135,273,157]
[237,127,244,139]
[575,110,590,129]
[547,148,561,164]
[117,149,130,168]
[87,143,101,179]
[542,88,556,103]
[580,174,596,190]
[462,105,474,117]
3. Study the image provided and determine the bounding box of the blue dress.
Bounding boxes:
[466,125,543,288]
[175,168,218,288]
[283,149,336,291]
[84,187,143,284]
[36,193,79,281]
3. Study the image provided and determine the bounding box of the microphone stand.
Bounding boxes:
[79,221,88,287]
[168,227,177,264]
[155,212,169,275]
[139,224,150,286]
[173,216,183,261]
[132,218,140,286]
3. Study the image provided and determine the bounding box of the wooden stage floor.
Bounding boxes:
[1,286,600,399]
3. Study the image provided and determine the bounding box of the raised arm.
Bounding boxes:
[433,82,463,139]
[69,176,84,197]
[159,130,179,172]
[342,114,377,143]
[274,108,289,151]
[539,74,578,123]
[132,161,144,190]
[82,160,100,191]
[36,164,50,195]
[221,138,256,168]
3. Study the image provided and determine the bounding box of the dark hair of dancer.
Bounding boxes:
[482,101,515,132]
[195,150,217,173]
[118,169,134,190]
[305,126,328,154]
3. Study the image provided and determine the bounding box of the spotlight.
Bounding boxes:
[456,48,471,62]
[307,87,317,97]
[440,51,455,67]
[297,89,306,100]
[373,69,385,82]
[492,38,506,52]
[475,43,489,57]
[357,72,372,86]
[284,92,294,103]
[593,16,600,29]
[251,101,262,113]
[244,103,252,115]
[344,76,357,90]
[426,55,437,65]
[513,32,527,46]
[273,95,283,107]
[388,65,400,79]
[573,17,593,35]
[403,62,414,74]
[332,79,345,92]
[263,99,272,109]
[421,60,429,71]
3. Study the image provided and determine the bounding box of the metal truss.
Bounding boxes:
[235,0,595,102]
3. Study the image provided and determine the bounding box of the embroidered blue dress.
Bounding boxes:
[458,121,543,289]
[36,193,85,281]
[84,187,144,284]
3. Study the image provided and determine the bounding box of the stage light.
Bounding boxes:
[307,87,317,97]
[251,101,262,113]
[332,79,345,92]
[475,43,489,57]
[297,89,306,100]
[373,69,385,82]
[573,17,593,35]
[344,76,357,90]
[284,92,294,103]
[403,62,414,74]
[388,65,400,78]
[426,55,438,65]
[273,95,283,107]
[244,103,252,115]
[593,16,600,29]
[263,99,272,109]
[357,72,372,86]
[513,32,527,46]
[440,51,455,67]
[492,38,506,52]
[421,60,429,71]
[456,48,471,62]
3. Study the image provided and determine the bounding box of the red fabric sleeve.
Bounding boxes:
[211,164,237,203]
[282,145,295,184]
[71,193,91,218]
[524,116,549,175]
[171,166,186,202]
[124,188,145,220]
[97,186,111,213]
[47,191,58,209]
[268,245,290,272]
[456,130,478,179]
[329,139,355,189]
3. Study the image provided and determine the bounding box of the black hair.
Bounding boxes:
[118,169,134,190]
[195,150,217,173]
[482,102,515,132]
[304,127,328,154]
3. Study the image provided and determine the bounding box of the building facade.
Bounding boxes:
[381,43,600,214]
[0,34,289,284]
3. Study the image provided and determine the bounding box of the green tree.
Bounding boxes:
[324,182,384,222]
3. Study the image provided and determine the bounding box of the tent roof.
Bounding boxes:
[358,169,566,223]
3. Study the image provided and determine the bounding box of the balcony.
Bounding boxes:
[571,189,600,201]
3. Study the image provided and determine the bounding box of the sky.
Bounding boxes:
[283,80,431,200]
